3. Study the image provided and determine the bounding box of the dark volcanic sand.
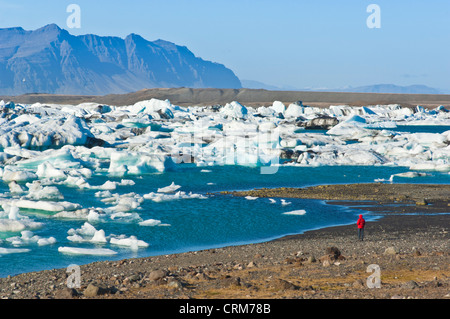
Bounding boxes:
[0,184,448,300]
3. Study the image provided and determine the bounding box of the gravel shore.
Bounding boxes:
[0,184,448,301]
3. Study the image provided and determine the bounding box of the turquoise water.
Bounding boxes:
[0,163,449,278]
[376,125,450,134]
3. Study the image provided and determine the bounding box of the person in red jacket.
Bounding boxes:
[357,214,365,241]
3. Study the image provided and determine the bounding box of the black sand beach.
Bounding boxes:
[0,183,448,300]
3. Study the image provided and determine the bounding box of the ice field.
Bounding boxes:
[0,98,449,276]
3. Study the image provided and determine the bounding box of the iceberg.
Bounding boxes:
[2,168,37,182]
[127,99,175,119]
[284,103,304,118]
[8,181,25,195]
[25,181,64,201]
[143,191,207,202]
[0,247,31,255]
[282,210,307,215]
[58,247,118,256]
[270,101,286,115]
[1,97,450,271]
[108,150,175,176]
[220,101,248,120]
[6,231,56,246]
[12,199,81,213]
[0,219,43,232]
[36,162,67,180]
[280,199,291,206]
[157,182,182,193]
[0,115,97,149]
[110,235,149,250]
[139,219,166,226]
[90,229,108,243]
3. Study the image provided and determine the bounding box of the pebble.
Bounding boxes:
[0,214,447,299]
[147,270,167,281]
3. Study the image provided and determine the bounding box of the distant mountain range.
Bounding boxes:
[1,24,445,97]
[0,24,242,95]
[337,84,444,94]
[241,80,446,95]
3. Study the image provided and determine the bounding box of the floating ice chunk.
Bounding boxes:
[70,167,93,179]
[109,202,138,213]
[139,219,162,226]
[0,115,96,149]
[110,235,149,250]
[3,147,41,160]
[25,182,64,201]
[96,180,118,190]
[0,247,30,255]
[270,101,286,115]
[8,205,20,220]
[157,182,181,193]
[143,191,207,202]
[269,198,277,204]
[8,181,25,195]
[108,150,175,176]
[407,132,447,147]
[68,176,91,188]
[409,163,450,172]
[58,247,117,256]
[109,211,142,223]
[80,222,97,236]
[258,121,277,133]
[326,115,369,138]
[223,121,257,135]
[67,222,96,238]
[127,99,174,119]
[393,172,429,178]
[51,209,91,220]
[6,230,56,246]
[36,162,67,180]
[282,210,306,215]
[339,149,388,166]
[220,101,248,120]
[91,229,108,243]
[0,219,43,232]
[87,209,103,222]
[66,222,109,242]
[38,237,57,246]
[118,179,135,186]
[280,138,302,148]
[245,196,258,200]
[374,175,394,183]
[280,199,291,206]
[2,168,37,182]
[13,200,81,212]
[16,148,77,170]
[66,234,84,242]
[95,190,113,198]
[257,106,277,117]
[285,103,304,118]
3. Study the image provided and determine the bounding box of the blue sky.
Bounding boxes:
[1,0,449,91]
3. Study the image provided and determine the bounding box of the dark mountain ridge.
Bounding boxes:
[0,24,241,95]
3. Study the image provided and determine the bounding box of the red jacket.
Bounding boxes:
[357,215,365,229]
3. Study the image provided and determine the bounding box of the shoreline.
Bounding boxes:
[0,183,448,299]
[2,88,450,108]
